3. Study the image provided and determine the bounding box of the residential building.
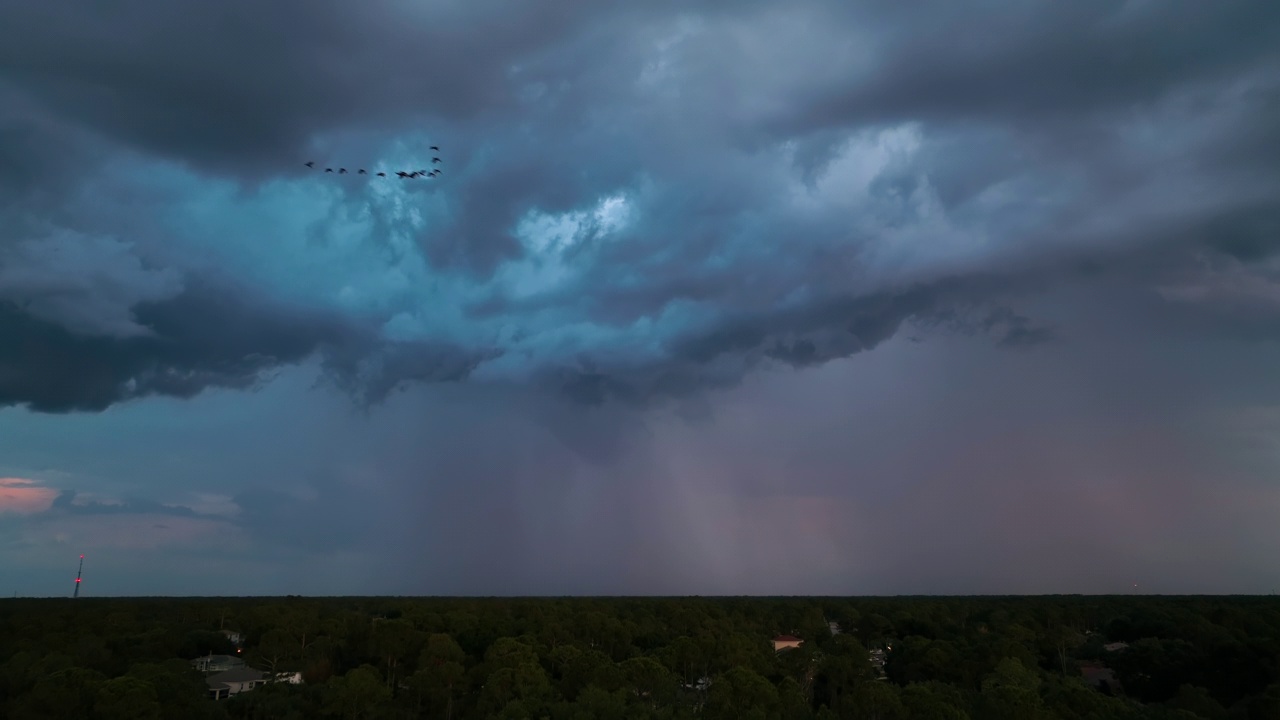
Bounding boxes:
[681,676,712,692]
[1080,663,1123,694]
[773,635,804,652]
[191,654,245,673]
[206,668,266,700]
[869,647,889,680]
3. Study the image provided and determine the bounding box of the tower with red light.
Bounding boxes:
[73,554,84,598]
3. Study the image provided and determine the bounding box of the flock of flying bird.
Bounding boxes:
[304,145,443,179]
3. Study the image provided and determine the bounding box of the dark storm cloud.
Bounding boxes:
[0,276,361,412]
[1203,204,1280,263]
[0,0,705,179]
[763,2,1280,132]
[0,0,1277,416]
[0,266,503,413]
[0,88,114,205]
[48,490,205,519]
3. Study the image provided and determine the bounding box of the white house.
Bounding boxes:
[206,668,266,700]
[192,654,245,673]
[773,635,804,652]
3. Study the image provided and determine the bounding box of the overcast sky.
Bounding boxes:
[1,0,1278,597]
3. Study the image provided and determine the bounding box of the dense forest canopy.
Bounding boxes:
[1,595,1278,719]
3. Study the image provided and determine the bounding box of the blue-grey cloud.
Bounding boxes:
[1,0,1276,417]
[1,0,1280,596]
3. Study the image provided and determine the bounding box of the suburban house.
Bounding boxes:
[191,654,245,673]
[681,676,712,692]
[1080,663,1123,694]
[206,667,267,700]
[773,635,804,652]
[869,648,888,680]
[828,621,842,636]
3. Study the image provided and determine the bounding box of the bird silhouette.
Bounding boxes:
[339,168,348,174]
[430,146,439,151]
[358,169,367,175]
[305,161,315,168]
[377,172,386,177]
[396,171,409,178]
[325,168,334,173]
[431,158,442,164]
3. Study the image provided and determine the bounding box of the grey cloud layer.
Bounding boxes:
[1,0,1277,413]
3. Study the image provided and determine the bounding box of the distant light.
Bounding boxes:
[80,555,84,558]
[75,578,81,582]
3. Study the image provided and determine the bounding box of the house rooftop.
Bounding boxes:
[773,635,802,642]
[206,668,266,687]
[195,654,241,662]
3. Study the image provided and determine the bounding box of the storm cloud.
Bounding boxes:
[0,0,1273,415]
[1,0,1279,595]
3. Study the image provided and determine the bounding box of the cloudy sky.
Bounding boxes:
[1,0,1278,597]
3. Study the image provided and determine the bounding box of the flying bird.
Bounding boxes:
[307,161,440,182]
[430,146,439,151]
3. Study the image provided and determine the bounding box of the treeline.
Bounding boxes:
[1,595,1278,719]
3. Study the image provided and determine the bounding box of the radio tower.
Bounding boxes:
[73,554,84,598]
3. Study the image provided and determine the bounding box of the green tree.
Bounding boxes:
[704,667,779,720]
[406,633,468,719]
[250,629,294,674]
[846,680,907,720]
[900,682,971,720]
[94,675,162,720]
[618,655,679,709]
[779,676,814,720]
[126,660,217,720]
[371,617,423,689]
[561,685,629,720]
[322,665,391,720]
[476,638,556,717]
[1164,685,1227,720]
[979,657,1050,720]
[7,666,106,720]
